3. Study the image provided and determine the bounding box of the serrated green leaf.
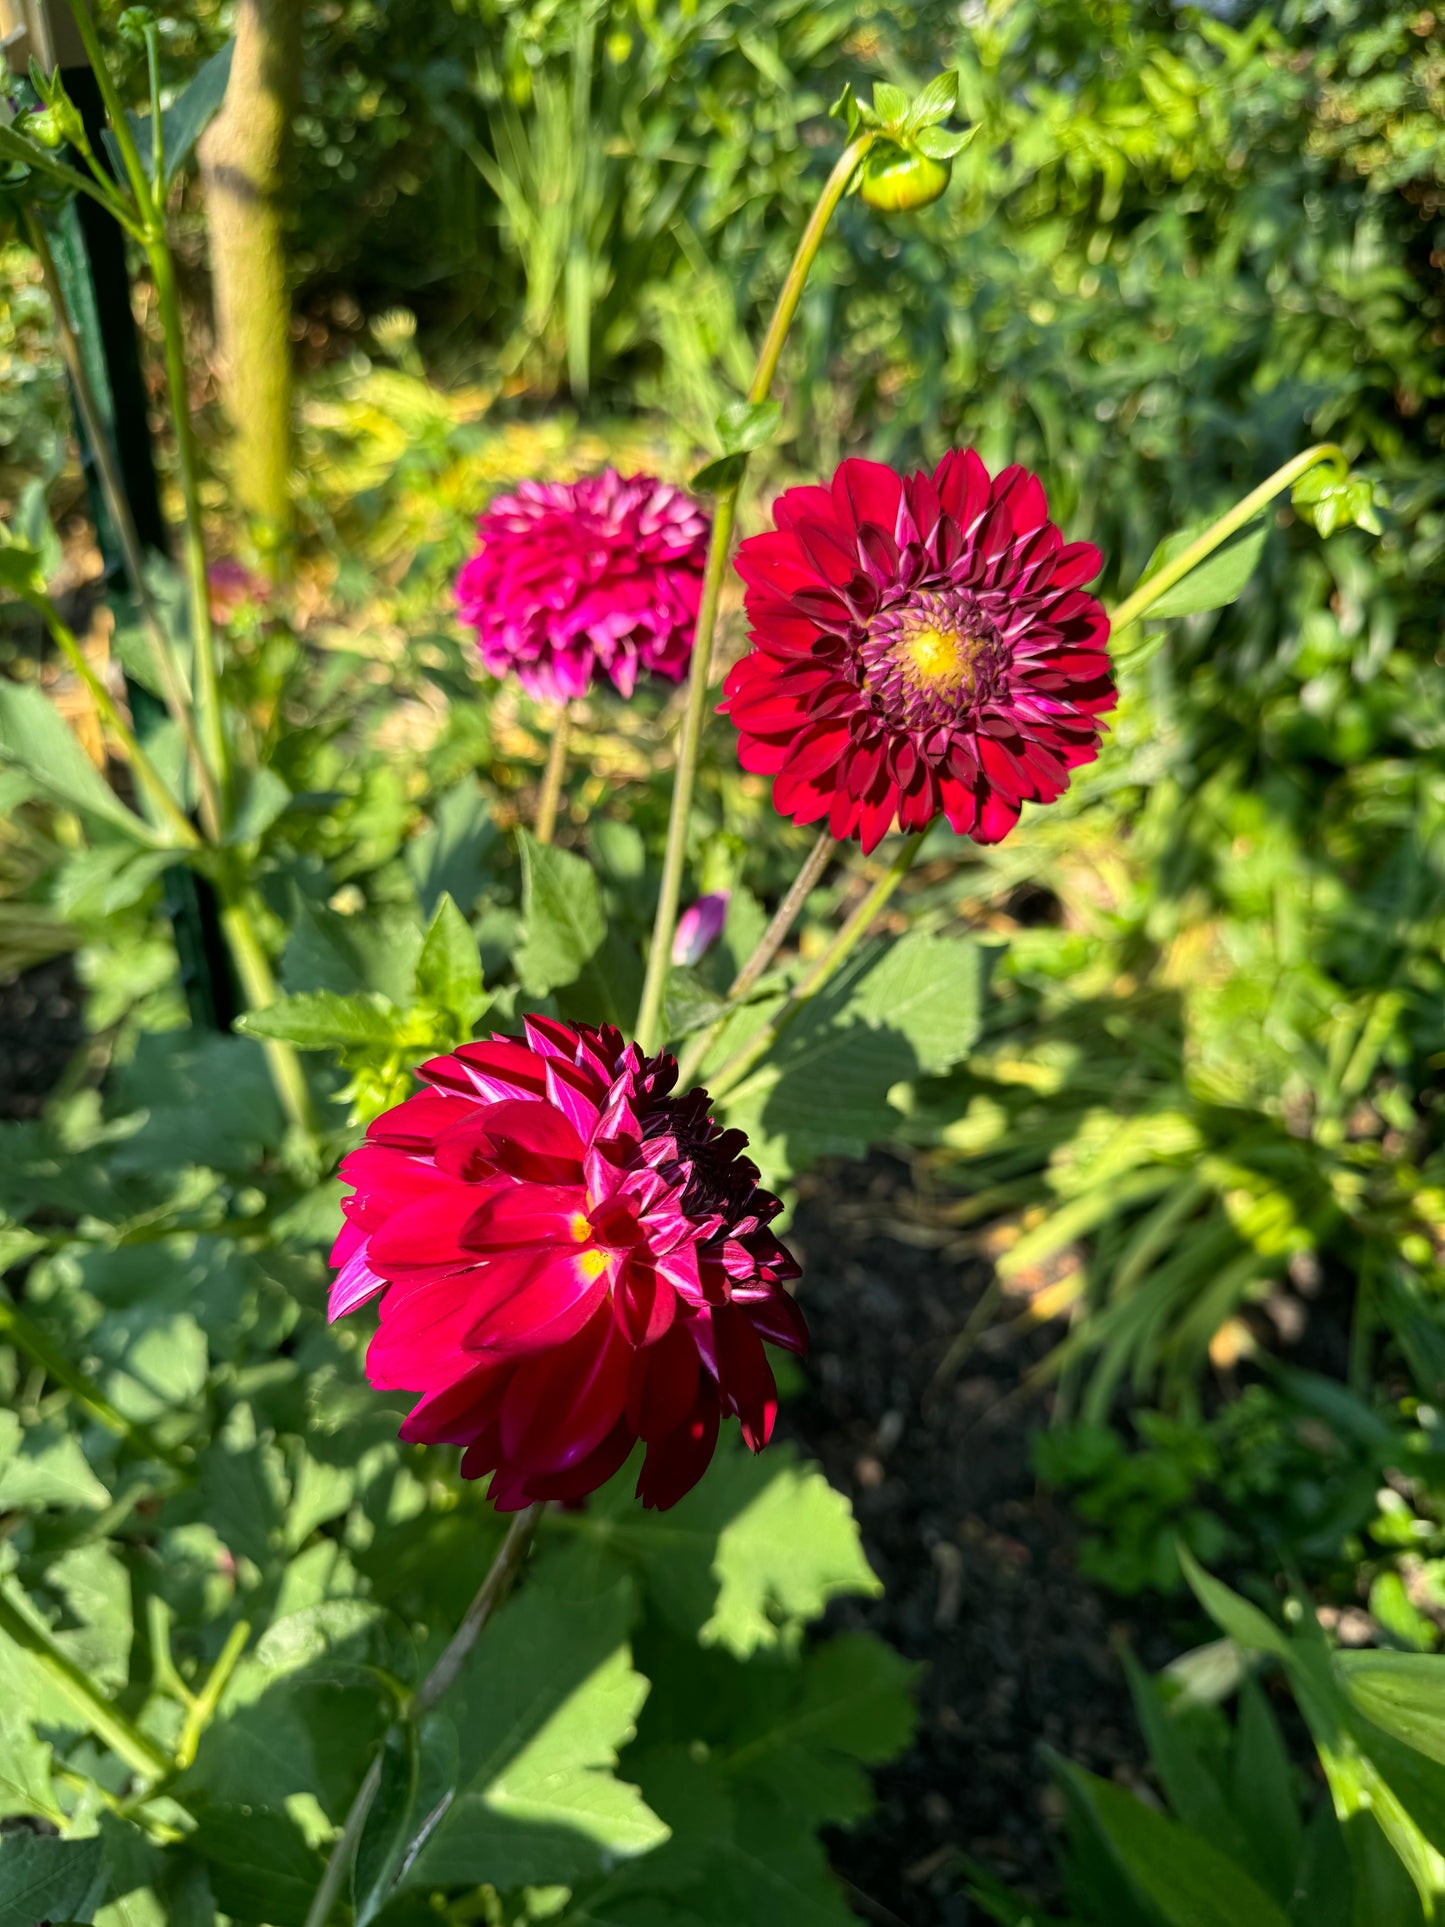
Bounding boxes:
[237,988,401,1050]
[0,1412,110,1511]
[413,892,486,1033]
[514,829,607,1000]
[0,1710,60,1822]
[407,779,498,920]
[910,71,959,126]
[1133,517,1269,620]
[48,1542,134,1694]
[0,1832,105,1927]
[871,81,909,126]
[353,1715,458,1926]
[716,930,989,1179]
[0,680,153,837]
[403,1575,666,1892]
[587,1442,879,1656]
[715,399,782,457]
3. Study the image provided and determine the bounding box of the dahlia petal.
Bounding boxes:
[468,1250,613,1354]
[366,1087,477,1149]
[976,787,1023,843]
[830,459,904,538]
[744,1288,810,1356]
[499,1304,630,1472]
[635,1391,720,1510]
[329,1242,386,1321]
[471,1097,587,1185]
[459,1183,584,1252]
[614,1254,679,1347]
[368,1188,503,1280]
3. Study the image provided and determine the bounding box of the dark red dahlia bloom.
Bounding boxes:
[329,1018,804,1511]
[720,453,1115,852]
[456,469,709,703]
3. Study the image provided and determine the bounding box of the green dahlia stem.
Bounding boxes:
[0,1582,171,1783]
[674,825,836,1089]
[634,132,874,1056]
[174,1617,250,1769]
[218,886,320,1141]
[533,701,574,845]
[24,214,220,839]
[707,828,927,1104]
[1108,443,1349,634]
[303,1505,542,1927]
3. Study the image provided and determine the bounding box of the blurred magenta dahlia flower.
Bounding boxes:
[456,470,709,702]
[329,1017,804,1510]
[720,452,1115,852]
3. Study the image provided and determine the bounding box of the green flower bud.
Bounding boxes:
[858,143,952,213]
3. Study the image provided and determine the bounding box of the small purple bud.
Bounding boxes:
[672,891,730,967]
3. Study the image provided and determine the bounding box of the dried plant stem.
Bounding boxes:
[634,133,874,1054]
[534,702,574,844]
[675,826,835,1088]
[303,1506,542,1927]
[1109,443,1348,633]
[707,829,927,1103]
[23,213,219,839]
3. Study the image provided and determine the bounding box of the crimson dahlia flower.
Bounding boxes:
[329,1017,804,1510]
[720,452,1115,851]
[456,469,709,702]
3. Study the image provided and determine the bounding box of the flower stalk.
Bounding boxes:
[1109,443,1349,634]
[303,1506,542,1927]
[534,701,574,845]
[635,132,874,1054]
[707,828,927,1103]
[675,826,836,1088]
[218,886,320,1140]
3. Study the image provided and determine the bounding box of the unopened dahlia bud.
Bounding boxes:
[672,892,730,967]
[859,143,952,212]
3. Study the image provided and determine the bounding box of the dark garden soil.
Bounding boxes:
[786,1155,1179,1927]
[0,956,85,1121]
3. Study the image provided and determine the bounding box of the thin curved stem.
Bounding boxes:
[1109,443,1349,634]
[634,133,874,1055]
[64,0,155,214]
[533,702,574,845]
[34,594,200,850]
[0,125,140,233]
[707,830,927,1104]
[675,826,835,1088]
[303,1506,541,1927]
[24,213,219,839]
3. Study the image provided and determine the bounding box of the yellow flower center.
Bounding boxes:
[901,623,982,692]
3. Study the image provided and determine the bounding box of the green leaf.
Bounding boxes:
[236,988,401,1051]
[0,1832,105,1927]
[0,680,152,837]
[909,71,959,126]
[406,779,498,920]
[353,1716,459,1926]
[413,892,486,1034]
[1179,1548,1291,1659]
[715,399,782,456]
[586,1441,880,1657]
[690,452,747,494]
[1232,1677,1305,1905]
[871,81,909,127]
[0,1411,110,1511]
[514,829,607,1000]
[914,124,975,160]
[0,535,45,597]
[1336,1652,1445,1767]
[225,766,292,846]
[0,1710,60,1822]
[1133,517,1269,620]
[402,1575,666,1892]
[1058,1763,1294,1927]
[134,37,235,184]
[48,1542,134,1694]
[1123,1648,1256,1869]
[187,1799,324,1927]
[717,930,989,1178]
